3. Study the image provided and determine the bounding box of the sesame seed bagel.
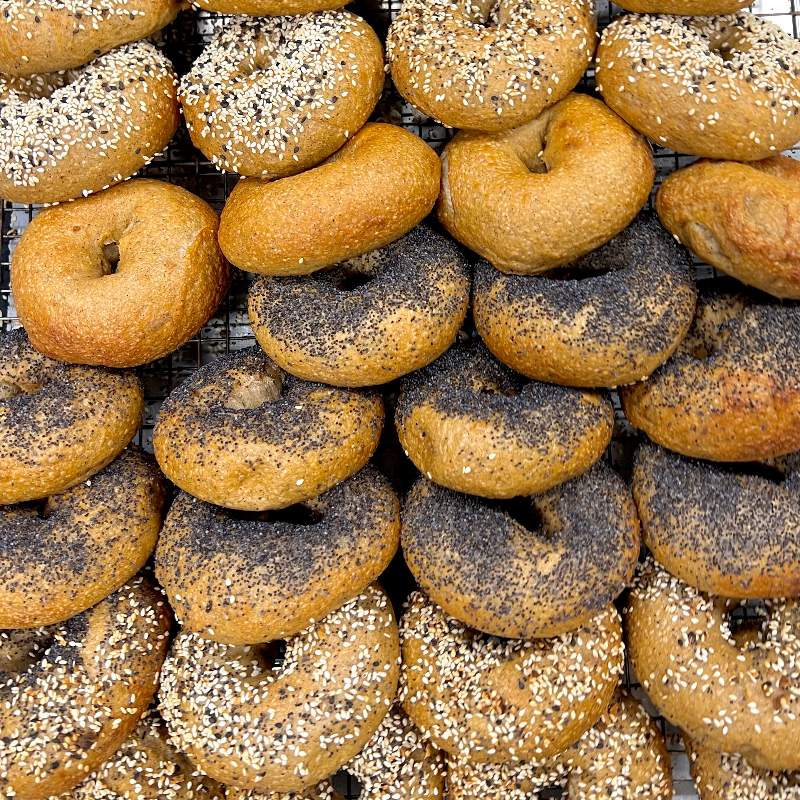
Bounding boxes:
[225,785,340,800]
[657,156,800,300]
[615,0,749,12]
[395,341,614,499]
[633,442,800,599]
[72,707,225,800]
[0,41,179,204]
[401,463,640,639]
[474,212,697,388]
[155,466,400,645]
[621,286,800,462]
[0,447,164,629]
[248,226,470,387]
[399,592,625,763]
[627,558,800,773]
[347,706,446,800]
[686,737,800,800]
[596,13,800,161]
[11,179,229,368]
[159,584,400,792]
[190,0,344,16]
[0,0,182,75]
[438,93,655,275]
[385,0,596,131]
[179,13,383,178]
[447,691,673,800]
[0,575,171,800]
[0,328,143,505]
[152,347,383,511]
[219,124,440,277]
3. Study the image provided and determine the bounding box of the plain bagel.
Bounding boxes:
[657,156,800,299]
[438,93,654,274]
[153,347,383,511]
[219,124,440,275]
[401,463,640,638]
[0,328,143,505]
[12,179,229,367]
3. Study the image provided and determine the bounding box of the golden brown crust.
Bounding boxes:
[686,737,800,800]
[438,93,654,274]
[395,342,614,499]
[12,179,229,367]
[474,212,697,388]
[597,14,800,161]
[180,14,383,178]
[0,329,144,505]
[155,467,400,644]
[401,464,640,638]
[248,225,470,387]
[0,448,164,629]
[627,559,800,773]
[224,785,342,800]
[347,706,446,800]
[0,0,182,75]
[657,157,800,299]
[159,585,400,793]
[73,707,225,800]
[386,0,596,131]
[219,124,440,275]
[153,347,383,511]
[0,42,179,204]
[0,575,171,799]
[399,592,624,763]
[192,0,344,12]
[633,442,800,599]
[447,692,673,800]
[621,288,800,462]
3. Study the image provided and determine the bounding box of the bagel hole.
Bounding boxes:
[226,504,323,526]
[224,373,282,410]
[0,627,56,674]
[715,461,788,484]
[101,242,121,275]
[332,268,374,292]
[496,496,547,536]
[242,639,287,677]
[688,341,717,361]
[724,599,769,649]
[0,380,24,400]
[540,262,613,281]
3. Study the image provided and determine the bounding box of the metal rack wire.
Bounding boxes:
[1,1,798,796]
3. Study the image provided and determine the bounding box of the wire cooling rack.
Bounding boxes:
[2,2,799,797]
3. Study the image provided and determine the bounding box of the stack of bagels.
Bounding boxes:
[1,0,800,796]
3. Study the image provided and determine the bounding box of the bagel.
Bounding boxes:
[191,0,345,15]
[447,692,673,800]
[248,225,470,387]
[438,93,654,274]
[179,13,383,178]
[686,737,800,800]
[159,584,400,792]
[474,212,696,387]
[0,328,143,505]
[627,558,800,773]
[0,0,181,75]
[0,447,164,629]
[73,707,225,800]
[225,786,340,800]
[386,0,595,131]
[621,286,800,462]
[657,156,800,300]
[218,124,440,276]
[399,592,624,762]
[0,41,179,204]
[596,13,800,161]
[401,463,640,638]
[395,341,614,499]
[347,706,446,800]
[12,179,229,367]
[156,466,400,644]
[614,0,749,12]
[0,575,171,799]
[633,442,800,599]
[152,346,383,511]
